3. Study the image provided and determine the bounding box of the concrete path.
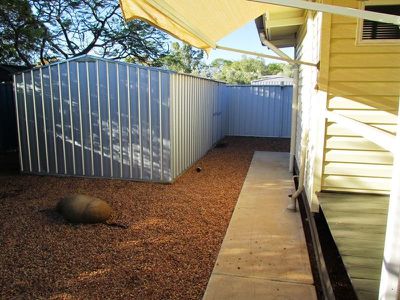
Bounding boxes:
[203,151,316,300]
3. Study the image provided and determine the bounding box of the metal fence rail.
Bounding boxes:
[226,85,292,138]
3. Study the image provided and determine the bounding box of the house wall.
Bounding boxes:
[295,0,400,202]
[294,10,323,207]
[321,0,400,194]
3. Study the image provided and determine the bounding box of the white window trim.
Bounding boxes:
[356,0,400,45]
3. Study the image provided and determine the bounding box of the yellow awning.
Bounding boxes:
[119,0,270,52]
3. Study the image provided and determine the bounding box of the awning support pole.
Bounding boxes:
[215,45,317,67]
[379,97,400,299]
[248,0,400,25]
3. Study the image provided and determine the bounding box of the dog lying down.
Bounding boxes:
[57,194,128,228]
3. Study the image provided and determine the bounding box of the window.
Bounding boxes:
[358,4,400,43]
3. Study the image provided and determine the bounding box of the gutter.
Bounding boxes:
[258,28,301,176]
[256,23,301,174]
[258,32,292,60]
[259,30,304,210]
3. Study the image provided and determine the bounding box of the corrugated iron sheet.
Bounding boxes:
[14,58,172,182]
[226,85,292,138]
[170,74,226,178]
[14,56,292,182]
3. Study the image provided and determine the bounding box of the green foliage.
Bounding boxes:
[0,0,168,66]
[268,63,293,78]
[159,48,293,83]
[0,0,294,81]
[160,42,204,74]
[210,57,292,84]
[0,0,45,66]
[159,46,294,83]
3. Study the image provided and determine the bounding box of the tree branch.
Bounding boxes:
[76,4,119,56]
[55,16,76,55]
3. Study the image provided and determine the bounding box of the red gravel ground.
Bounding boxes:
[0,137,289,300]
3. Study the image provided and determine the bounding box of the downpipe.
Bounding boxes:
[288,132,308,211]
[258,33,303,210]
[289,65,299,173]
[259,32,299,173]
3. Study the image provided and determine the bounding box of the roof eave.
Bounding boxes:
[255,9,305,48]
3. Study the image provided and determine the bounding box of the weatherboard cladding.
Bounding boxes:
[14,56,292,182]
[294,10,322,205]
[321,0,400,194]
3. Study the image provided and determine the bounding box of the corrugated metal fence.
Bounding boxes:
[14,56,291,182]
[171,74,226,179]
[226,85,292,138]
[14,59,173,181]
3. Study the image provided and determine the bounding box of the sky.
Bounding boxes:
[168,19,294,64]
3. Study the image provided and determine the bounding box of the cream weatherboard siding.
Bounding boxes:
[294,0,400,201]
[321,0,400,194]
[294,10,323,207]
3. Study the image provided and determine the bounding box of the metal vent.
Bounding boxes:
[362,5,400,40]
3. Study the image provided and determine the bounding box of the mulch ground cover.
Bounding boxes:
[0,137,289,300]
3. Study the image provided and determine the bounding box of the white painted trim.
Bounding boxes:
[311,11,330,213]
[356,2,400,46]
[248,0,400,25]
[289,65,299,172]
[379,98,400,299]
[311,91,328,212]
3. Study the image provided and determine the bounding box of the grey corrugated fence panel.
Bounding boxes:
[0,83,18,152]
[226,85,292,138]
[14,56,292,182]
[170,73,225,179]
[14,59,172,182]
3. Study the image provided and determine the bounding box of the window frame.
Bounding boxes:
[356,0,400,45]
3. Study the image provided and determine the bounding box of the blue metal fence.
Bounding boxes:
[225,85,292,138]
